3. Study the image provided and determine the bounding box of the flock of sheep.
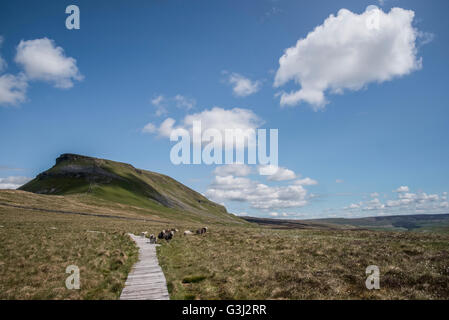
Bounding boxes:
[141,227,208,244]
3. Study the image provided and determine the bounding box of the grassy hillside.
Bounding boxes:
[19,154,244,225]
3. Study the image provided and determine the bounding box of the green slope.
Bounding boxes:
[20,153,243,224]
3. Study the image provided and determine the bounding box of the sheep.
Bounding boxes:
[156,230,175,241]
[184,230,193,236]
[149,234,157,244]
[196,227,208,235]
[158,230,166,239]
[164,230,174,241]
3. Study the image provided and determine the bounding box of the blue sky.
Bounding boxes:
[1,0,448,218]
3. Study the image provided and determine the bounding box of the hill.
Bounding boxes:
[308,214,449,232]
[18,153,243,224]
[242,213,449,233]
[240,216,359,230]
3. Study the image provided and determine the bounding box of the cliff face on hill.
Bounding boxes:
[20,153,240,223]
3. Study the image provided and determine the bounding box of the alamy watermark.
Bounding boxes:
[169,121,278,173]
[365,265,380,290]
[65,5,80,30]
[65,265,80,290]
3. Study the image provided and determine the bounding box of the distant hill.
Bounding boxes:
[19,153,242,224]
[243,214,449,232]
[308,214,449,232]
[241,216,360,230]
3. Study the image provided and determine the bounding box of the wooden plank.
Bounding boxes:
[119,234,170,300]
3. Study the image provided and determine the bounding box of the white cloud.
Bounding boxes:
[370,192,380,198]
[258,165,296,181]
[0,73,28,106]
[174,94,196,110]
[142,122,157,133]
[0,37,27,106]
[214,164,252,177]
[363,198,385,211]
[228,73,261,97]
[205,174,311,210]
[0,176,31,189]
[344,188,448,215]
[345,203,361,209]
[143,107,263,149]
[152,95,164,106]
[294,177,318,186]
[151,95,168,116]
[269,211,289,218]
[182,107,263,134]
[395,186,409,193]
[274,7,423,109]
[158,118,178,137]
[15,38,83,88]
[417,31,435,46]
[336,179,344,184]
[150,94,196,116]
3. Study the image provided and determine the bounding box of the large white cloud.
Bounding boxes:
[205,174,311,210]
[15,38,83,88]
[143,107,264,148]
[274,7,423,109]
[0,176,31,189]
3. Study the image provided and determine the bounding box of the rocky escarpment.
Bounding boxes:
[19,154,230,218]
[20,154,172,207]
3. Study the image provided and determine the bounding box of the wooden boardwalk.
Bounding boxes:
[119,233,170,300]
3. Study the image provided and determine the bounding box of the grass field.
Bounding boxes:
[158,227,449,299]
[1,190,449,300]
[0,190,168,299]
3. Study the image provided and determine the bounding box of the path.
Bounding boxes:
[119,233,170,300]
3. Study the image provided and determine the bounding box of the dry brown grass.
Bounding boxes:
[158,227,449,300]
[1,190,449,300]
[0,191,174,299]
